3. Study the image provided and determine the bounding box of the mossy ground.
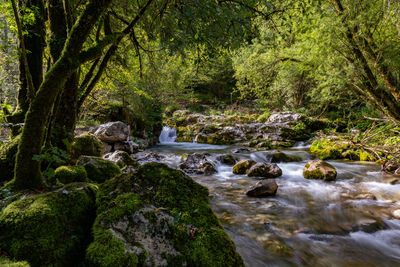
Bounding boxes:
[86,163,244,266]
[0,183,97,267]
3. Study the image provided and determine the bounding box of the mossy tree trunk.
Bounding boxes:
[11,0,114,190]
[9,0,46,123]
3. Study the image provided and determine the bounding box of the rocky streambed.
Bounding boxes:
[149,137,400,266]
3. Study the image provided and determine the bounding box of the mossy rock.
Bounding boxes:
[0,257,30,267]
[86,163,244,267]
[77,156,121,183]
[233,159,257,175]
[0,135,20,183]
[270,151,302,163]
[0,183,96,267]
[310,138,349,160]
[303,160,337,181]
[70,132,103,159]
[103,151,139,169]
[50,165,88,185]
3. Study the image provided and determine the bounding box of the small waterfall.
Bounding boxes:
[159,126,177,143]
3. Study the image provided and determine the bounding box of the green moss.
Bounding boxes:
[233,160,256,174]
[87,163,244,267]
[0,257,30,267]
[0,183,96,266]
[303,168,325,180]
[70,133,103,159]
[77,156,121,183]
[50,165,88,184]
[310,138,346,160]
[0,135,21,183]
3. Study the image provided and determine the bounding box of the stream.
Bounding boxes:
[152,127,400,266]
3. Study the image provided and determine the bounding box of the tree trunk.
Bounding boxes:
[11,0,113,190]
[9,0,45,123]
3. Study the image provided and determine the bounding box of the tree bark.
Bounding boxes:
[9,0,45,123]
[11,0,113,190]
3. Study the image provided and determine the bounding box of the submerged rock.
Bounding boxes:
[86,163,244,266]
[303,160,337,181]
[94,121,130,143]
[269,151,302,163]
[0,183,96,266]
[179,153,217,175]
[247,162,283,178]
[246,180,278,197]
[216,154,237,165]
[232,159,256,175]
[77,156,121,183]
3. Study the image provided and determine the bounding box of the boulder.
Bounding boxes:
[77,156,121,183]
[0,183,96,266]
[246,180,278,197]
[103,151,139,169]
[269,151,302,163]
[94,121,129,143]
[86,163,244,267]
[0,135,20,183]
[132,151,166,165]
[179,153,217,175]
[247,162,283,178]
[216,154,237,165]
[232,148,250,154]
[303,160,337,181]
[113,141,139,154]
[267,112,302,124]
[70,133,103,159]
[232,159,256,175]
[50,165,88,184]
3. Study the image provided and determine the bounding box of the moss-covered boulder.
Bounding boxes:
[77,156,121,183]
[0,183,96,267]
[303,160,337,181]
[0,257,30,267]
[0,135,20,183]
[50,165,88,184]
[232,159,256,175]
[103,150,139,169]
[70,132,103,159]
[86,163,244,267]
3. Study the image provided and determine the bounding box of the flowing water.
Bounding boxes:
[151,129,400,266]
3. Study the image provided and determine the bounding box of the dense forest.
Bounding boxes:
[0,0,400,266]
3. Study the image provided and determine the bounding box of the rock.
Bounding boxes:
[113,141,139,154]
[133,151,166,164]
[232,159,256,175]
[70,133,103,159]
[0,135,20,183]
[77,156,121,183]
[269,151,302,163]
[303,160,337,181]
[179,153,217,175]
[232,148,250,154]
[267,112,302,124]
[50,165,88,184]
[383,177,400,185]
[86,163,244,267]
[247,162,283,178]
[246,180,278,197]
[216,154,237,165]
[0,183,96,266]
[392,209,400,219]
[102,142,113,154]
[103,151,139,169]
[94,121,130,143]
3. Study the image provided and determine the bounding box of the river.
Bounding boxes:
[151,127,400,266]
